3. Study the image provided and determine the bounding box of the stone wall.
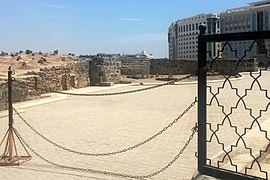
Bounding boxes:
[0,82,7,111]
[121,56,150,75]
[210,58,258,74]
[150,59,197,75]
[0,60,90,111]
[0,56,258,111]
[22,60,89,93]
[0,81,28,111]
[88,54,121,85]
[120,58,258,76]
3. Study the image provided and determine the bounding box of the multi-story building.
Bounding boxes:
[168,13,220,59]
[220,0,270,65]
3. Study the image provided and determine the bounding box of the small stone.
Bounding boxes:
[37,59,44,64]
[53,50,58,55]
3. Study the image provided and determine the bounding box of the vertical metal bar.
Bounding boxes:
[7,66,13,160]
[198,24,207,172]
[8,66,13,128]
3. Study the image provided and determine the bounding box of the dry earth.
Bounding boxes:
[0,52,77,78]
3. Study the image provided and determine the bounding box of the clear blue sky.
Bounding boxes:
[0,0,256,57]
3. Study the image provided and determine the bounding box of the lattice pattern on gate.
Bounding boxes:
[198,25,270,180]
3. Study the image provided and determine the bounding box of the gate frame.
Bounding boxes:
[198,24,270,180]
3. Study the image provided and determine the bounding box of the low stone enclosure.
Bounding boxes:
[0,61,89,111]
[0,54,258,111]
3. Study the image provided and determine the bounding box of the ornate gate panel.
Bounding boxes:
[198,25,270,179]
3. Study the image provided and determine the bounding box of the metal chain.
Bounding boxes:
[13,98,197,156]
[13,123,198,179]
[13,74,195,97]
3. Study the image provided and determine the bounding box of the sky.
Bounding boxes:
[0,0,259,58]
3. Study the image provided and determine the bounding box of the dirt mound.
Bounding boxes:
[0,52,77,78]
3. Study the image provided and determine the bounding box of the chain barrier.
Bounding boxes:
[13,73,195,97]
[14,123,198,179]
[13,98,197,156]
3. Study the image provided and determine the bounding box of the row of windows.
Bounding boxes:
[179,36,198,41]
[179,45,198,50]
[179,50,198,54]
[180,41,198,45]
[224,25,251,31]
[181,15,205,22]
[178,22,206,33]
[179,55,198,58]
[179,31,199,37]
[223,14,251,23]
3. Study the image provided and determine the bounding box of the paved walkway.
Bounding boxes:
[0,71,269,180]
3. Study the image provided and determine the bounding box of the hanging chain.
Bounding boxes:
[13,74,195,97]
[140,123,198,179]
[13,98,197,156]
[13,123,198,179]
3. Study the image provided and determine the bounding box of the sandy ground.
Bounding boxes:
[0,53,77,78]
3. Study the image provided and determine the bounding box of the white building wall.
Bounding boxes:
[220,1,270,64]
[168,13,220,59]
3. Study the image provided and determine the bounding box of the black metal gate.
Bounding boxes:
[198,25,270,179]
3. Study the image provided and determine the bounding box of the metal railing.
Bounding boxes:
[198,25,270,180]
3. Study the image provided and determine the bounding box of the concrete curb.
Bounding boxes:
[131,75,243,86]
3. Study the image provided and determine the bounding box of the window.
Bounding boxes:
[196,23,198,30]
[189,24,191,31]
[186,25,188,31]
[265,11,269,30]
[192,23,195,31]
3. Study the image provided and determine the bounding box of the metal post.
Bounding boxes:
[8,66,13,128]
[198,24,207,173]
[7,66,14,160]
[0,67,32,165]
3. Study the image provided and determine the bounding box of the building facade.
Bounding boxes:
[168,13,220,59]
[220,0,270,65]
